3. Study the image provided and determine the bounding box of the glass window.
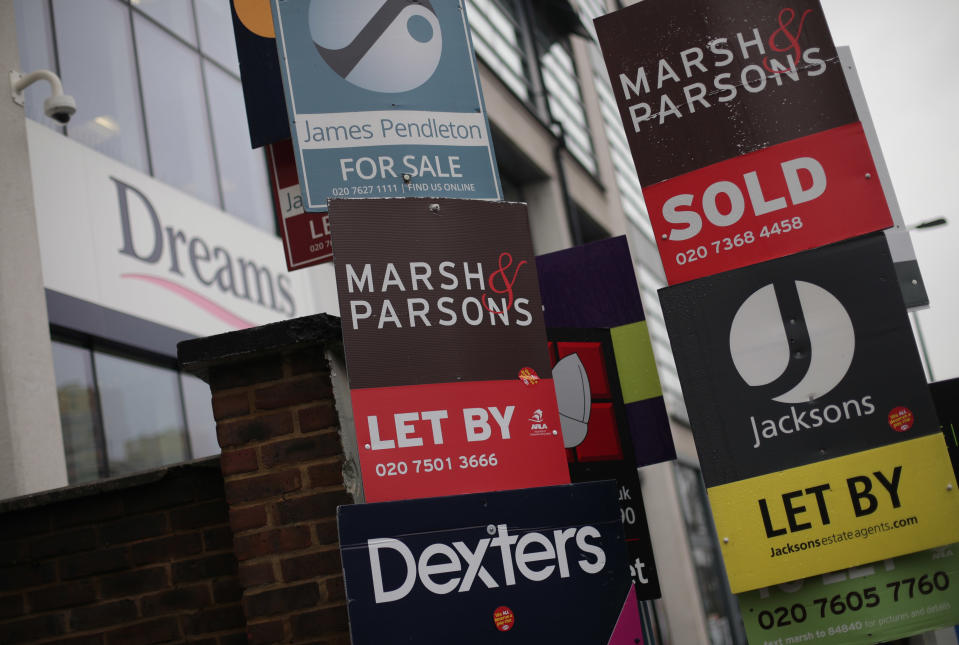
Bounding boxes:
[51,341,104,484]
[181,372,219,459]
[14,0,61,129]
[53,0,149,172]
[195,0,241,75]
[135,0,197,45]
[134,13,220,205]
[94,350,191,477]
[204,61,275,231]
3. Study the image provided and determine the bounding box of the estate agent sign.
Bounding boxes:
[594,0,892,283]
[659,234,959,591]
[330,198,570,502]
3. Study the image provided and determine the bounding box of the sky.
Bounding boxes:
[820,0,959,382]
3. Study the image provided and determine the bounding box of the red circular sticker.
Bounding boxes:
[518,367,540,386]
[888,407,914,432]
[493,606,515,632]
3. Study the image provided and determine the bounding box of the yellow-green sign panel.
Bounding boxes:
[709,435,959,592]
[739,543,959,644]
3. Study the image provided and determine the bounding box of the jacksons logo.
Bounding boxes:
[619,7,827,133]
[112,177,296,324]
[346,251,532,330]
[366,523,607,604]
[729,280,877,448]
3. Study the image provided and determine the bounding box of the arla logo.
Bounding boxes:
[729,281,854,404]
[309,0,442,93]
[367,523,607,604]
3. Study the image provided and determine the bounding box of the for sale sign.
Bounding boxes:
[738,544,959,644]
[267,139,331,271]
[330,198,569,502]
[271,0,501,212]
[659,234,959,591]
[337,481,633,644]
[594,0,892,284]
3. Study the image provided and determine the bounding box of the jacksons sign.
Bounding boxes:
[337,481,632,644]
[594,0,892,283]
[659,235,959,591]
[330,198,570,502]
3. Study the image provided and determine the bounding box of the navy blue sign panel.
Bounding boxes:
[231,0,289,148]
[272,0,501,211]
[337,481,631,644]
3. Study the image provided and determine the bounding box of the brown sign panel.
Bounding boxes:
[329,198,570,502]
[594,0,857,187]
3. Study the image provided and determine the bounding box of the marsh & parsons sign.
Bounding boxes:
[330,198,569,502]
[659,235,959,591]
[594,0,892,283]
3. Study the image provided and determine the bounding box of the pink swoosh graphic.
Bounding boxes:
[121,273,255,330]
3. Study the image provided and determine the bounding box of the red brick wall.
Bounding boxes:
[0,462,246,645]
[207,345,351,645]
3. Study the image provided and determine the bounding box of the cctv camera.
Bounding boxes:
[10,69,77,125]
[43,93,76,124]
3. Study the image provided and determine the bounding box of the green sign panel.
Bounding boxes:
[739,544,959,644]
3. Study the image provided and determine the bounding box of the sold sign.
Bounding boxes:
[643,123,891,283]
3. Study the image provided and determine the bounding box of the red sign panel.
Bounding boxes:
[644,123,890,283]
[329,198,570,502]
[267,139,332,271]
[594,0,893,283]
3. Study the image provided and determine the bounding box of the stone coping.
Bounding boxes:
[177,313,342,383]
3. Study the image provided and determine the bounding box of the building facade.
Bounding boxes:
[4,0,745,642]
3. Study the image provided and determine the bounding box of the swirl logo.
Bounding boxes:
[729,281,855,404]
[309,0,442,93]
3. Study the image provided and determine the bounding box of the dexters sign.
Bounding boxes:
[271,0,501,210]
[337,481,633,644]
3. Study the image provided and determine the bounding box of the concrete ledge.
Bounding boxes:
[177,313,343,383]
[0,456,221,514]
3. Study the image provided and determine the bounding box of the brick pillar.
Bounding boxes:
[178,314,354,645]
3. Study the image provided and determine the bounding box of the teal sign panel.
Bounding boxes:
[271,0,501,211]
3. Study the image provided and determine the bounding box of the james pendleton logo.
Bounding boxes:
[309,0,442,93]
[729,281,854,404]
